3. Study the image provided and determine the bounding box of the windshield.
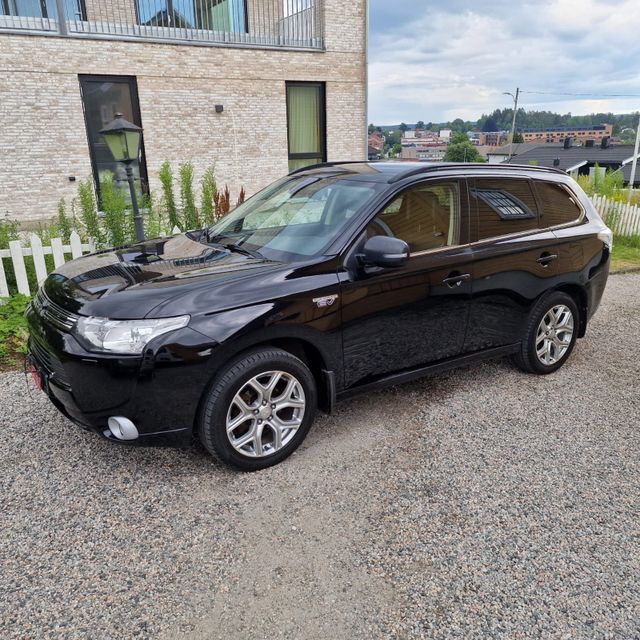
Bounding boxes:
[205,174,383,261]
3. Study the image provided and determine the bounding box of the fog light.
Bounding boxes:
[107,416,139,441]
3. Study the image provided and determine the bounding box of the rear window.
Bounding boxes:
[536,182,583,227]
[470,178,539,240]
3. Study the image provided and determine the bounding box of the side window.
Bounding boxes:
[470,178,539,241]
[368,181,461,252]
[535,181,582,227]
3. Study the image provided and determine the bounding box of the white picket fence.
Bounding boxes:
[0,231,95,297]
[591,195,640,236]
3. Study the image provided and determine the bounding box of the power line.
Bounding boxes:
[521,90,640,98]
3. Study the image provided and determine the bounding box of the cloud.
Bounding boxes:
[368,0,640,124]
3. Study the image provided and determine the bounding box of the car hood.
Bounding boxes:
[44,234,287,319]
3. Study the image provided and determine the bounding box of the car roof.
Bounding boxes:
[289,161,568,184]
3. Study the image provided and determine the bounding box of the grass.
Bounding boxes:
[0,294,30,371]
[611,236,640,273]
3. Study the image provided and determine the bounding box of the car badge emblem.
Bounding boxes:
[313,294,338,308]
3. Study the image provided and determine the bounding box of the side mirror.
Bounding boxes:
[359,235,409,268]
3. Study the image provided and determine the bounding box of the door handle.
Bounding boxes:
[442,273,471,287]
[536,253,558,266]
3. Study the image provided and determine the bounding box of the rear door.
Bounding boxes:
[339,179,473,388]
[465,176,560,351]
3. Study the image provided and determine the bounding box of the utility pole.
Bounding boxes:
[503,87,520,161]
[627,113,640,203]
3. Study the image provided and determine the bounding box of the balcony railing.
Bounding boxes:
[0,0,324,50]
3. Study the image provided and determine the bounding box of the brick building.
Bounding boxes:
[520,123,614,145]
[0,0,367,223]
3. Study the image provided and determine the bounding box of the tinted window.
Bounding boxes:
[471,178,539,240]
[536,181,582,227]
[369,181,461,252]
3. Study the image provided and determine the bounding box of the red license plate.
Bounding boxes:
[27,363,42,392]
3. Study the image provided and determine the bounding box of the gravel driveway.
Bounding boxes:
[1,274,639,639]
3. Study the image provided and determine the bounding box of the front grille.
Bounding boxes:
[31,288,79,333]
[29,335,71,390]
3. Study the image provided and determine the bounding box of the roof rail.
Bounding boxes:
[388,162,566,184]
[287,160,380,176]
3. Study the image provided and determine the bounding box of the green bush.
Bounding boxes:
[77,177,102,242]
[0,293,30,367]
[201,165,218,226]
[180,162,199,230]
[56,198,73,242]
[159,160,180,229]
[143,192,167,239]
[100,171,128,247]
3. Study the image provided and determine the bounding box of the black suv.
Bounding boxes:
[27,162,611,470]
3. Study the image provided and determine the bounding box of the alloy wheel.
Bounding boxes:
[535,304,574,366]
[226,370,306,458]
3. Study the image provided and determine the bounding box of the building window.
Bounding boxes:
[136,0,247,31]
[286,81,326,172]
[283,0,312,16]
[79,75,149,202]
[1,0,85,18]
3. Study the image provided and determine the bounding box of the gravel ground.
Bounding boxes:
[1,274,639,640]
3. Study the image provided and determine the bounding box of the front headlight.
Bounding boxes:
[74,315,190,354]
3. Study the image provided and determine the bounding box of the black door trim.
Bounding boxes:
[338,343,519,400]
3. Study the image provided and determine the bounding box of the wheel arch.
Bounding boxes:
[552,284,588,338]
[194,332,338,438]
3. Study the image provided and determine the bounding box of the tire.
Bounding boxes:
[512,291,579,375]
[199,348,317,471]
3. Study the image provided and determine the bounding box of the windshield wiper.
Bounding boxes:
[202,231,266,260]
[221,242,265,260]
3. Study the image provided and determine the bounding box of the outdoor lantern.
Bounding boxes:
[99,113,146,242]
[99,113,142,164]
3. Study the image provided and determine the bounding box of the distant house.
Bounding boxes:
[486,142,546,164]
[520,123,614,145]
[401,145,447,161]
[400,128,448,161]
[504,143,640,186]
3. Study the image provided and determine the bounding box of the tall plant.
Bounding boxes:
[56,198,73,242]
[77,177,101,242]
[159,160,180,229]
[100,172,128,247]
[200,166,217,225]
[180,162,199,230]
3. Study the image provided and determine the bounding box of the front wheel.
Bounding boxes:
[513,292,579,375]
[199,348,317,471]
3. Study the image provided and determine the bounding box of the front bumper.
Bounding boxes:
[26,304,217,447]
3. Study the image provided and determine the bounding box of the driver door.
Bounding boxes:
[339,179,473,388]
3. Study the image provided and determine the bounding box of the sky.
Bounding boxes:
[368,0,640,125]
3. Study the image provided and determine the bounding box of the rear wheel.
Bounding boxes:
[199,348,317,470]
[513,292,579,375]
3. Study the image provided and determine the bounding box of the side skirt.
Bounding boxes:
[336,344,520,402]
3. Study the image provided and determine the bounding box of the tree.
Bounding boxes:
[416,120,425,130]
[512,131,524,143]
[399,122,408,133]
[390,143,402,157]
[482,117,498,132]
[444,138,485,163]
[450,131,470,144]
[368,123,376,134]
